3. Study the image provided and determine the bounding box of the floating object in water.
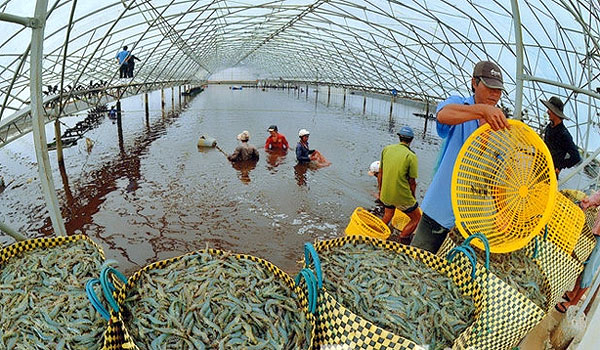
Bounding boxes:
[85,137,94,153]
[197,135,217,147]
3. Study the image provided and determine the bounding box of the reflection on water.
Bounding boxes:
[0,86,445,275]
[231,160,258,184]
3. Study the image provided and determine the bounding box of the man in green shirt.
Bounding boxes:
[378,126,421,238]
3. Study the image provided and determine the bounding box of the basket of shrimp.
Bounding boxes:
[0,235,108,349]
[99,249,315,350]
[438,228,583,313]
[303,235,545,350]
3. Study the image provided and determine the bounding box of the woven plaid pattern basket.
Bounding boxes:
[101,249,315,350]
[309,235,544,350]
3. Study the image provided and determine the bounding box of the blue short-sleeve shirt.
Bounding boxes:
[420,95,478,229]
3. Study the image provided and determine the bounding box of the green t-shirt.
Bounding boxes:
[380,143,418,208]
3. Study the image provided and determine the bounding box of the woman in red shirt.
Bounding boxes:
[264,125,289,151]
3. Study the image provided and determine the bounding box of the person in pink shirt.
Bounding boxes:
[264,125,289,151]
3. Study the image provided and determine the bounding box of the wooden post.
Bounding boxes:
[54,119,64,165]
[116,100,124,152]
[161,88,165,118]
[389,95,394,120]
[342,88,346,109]
[363,93,367,115]
[306,84,308,100]
[327,85,331,107]
[144,92,149,126]
[171,86,175,114]
[423,102,429,139]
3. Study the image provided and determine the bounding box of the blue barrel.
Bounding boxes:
[197,136,217,147]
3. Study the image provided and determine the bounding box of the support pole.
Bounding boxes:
[30,0,66,236]
[423,102,429,139]
[510,0,524,120]
[54,119,64,165]
[342,88,346,109]
[315,84,319,105]
[305,84,308,100]
[389,95,394,120]
[161,88,165,118]
[144,92,149,125]
[171,86,175,114]
[116,100,124,152]
[363,93,367,115]
[327,85,331,107]
[178,85,181,108]
[0,221,27,242]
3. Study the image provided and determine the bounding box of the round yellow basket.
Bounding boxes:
[451,120,557,253]
[391,207,422,231]
[344,207,391,240]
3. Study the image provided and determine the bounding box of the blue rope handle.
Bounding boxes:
[304,242,323,289]
[100,266,128,313]
[85,278,111,321]
[532,236,540,259]
[543,224,549,240]
[295,268,318,314]
[447,246,477,280]
[463,233,490,270]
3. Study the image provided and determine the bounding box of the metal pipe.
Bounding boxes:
[0,221,27,242]
[559,145,600,186]
[0,13,38,27]
[30,0,66,236]
[523,74,600,100]
[510,0,524,121]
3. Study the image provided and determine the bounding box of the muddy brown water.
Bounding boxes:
[0,86,442,274]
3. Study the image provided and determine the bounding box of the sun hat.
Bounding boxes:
[540,96,569,120]
[268,125,278,132]
[298,129,310,137]
[473,60,504,90]
[237,130,250,141]
[368,161,380,176]
[397,126,414,139]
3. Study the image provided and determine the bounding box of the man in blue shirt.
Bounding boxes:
[411,60,510,253]
[115,46,130,79]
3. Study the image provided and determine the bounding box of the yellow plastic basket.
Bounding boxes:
[391,207,422,231]
[451,120,557,253]
[344,207,391,240]
[541,192,584,255]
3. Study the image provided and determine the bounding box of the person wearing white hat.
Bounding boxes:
[295,129,330,166]
[227,130,259,162]
[368,161,380,177]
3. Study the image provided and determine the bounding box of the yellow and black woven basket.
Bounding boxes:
[308,235,544,350]
[101,249,315,350]
[438,233,583,314]
[573,206,599,264]
[0,234,105,264]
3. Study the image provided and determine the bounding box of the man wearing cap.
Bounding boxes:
[541,96,581,176]
[411,60,510,253]
[264,125,289,151]
[378,126,421,238]
[227,130,260,162]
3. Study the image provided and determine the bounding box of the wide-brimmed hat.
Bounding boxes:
[473,60,504,91]
[237,130,250,141]
[540,96,569,120]
[298,129,310,137]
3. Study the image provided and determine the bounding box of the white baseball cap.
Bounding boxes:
[368,161,380,176]
[298,129,310,137]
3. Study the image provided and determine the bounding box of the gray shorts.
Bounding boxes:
[410,213,450,253]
